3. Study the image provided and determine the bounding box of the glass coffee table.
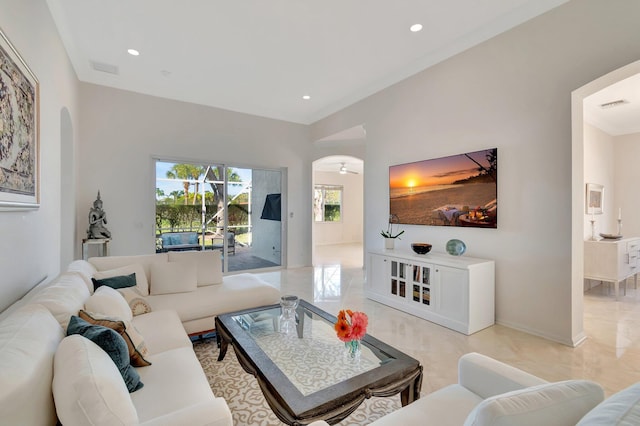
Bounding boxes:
[215,299,423,425]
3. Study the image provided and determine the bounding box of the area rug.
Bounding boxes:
[193,337,401,425]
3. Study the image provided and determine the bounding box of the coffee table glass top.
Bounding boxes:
[231,303,395,396]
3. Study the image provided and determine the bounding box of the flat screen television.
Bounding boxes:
[389,148,497,228]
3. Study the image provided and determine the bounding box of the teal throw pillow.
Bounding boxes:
[188,233,198,245]
[67,315,143,392]
[92,273,137,290]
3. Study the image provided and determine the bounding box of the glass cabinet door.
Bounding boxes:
[390,260,407,299]
[410,264,432,306]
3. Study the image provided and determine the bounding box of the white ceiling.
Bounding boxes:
[583,72,640,136]
[46,0,569,125]
[314,155,364,175]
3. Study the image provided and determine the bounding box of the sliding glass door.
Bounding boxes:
[155,159,282,272]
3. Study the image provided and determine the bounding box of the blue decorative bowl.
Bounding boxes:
[411,243,432,255]
[446,239,466,256]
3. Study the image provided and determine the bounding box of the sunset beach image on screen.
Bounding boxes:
[389,148,497,228]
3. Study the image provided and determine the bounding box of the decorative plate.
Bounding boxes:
[446,239,466,256]
[599,233,623,240]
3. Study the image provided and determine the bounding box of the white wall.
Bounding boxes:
[0,0,80,311]
[76,83,312,268]
[251,169,283,264]
[313,171,364,245]
[614,132,640,238]
[311,0,640,345]
[583,123,615,239]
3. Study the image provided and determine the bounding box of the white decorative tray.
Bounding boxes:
[599,233,623,240]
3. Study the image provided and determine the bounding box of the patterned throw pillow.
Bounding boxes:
[66,316,143,393]
[78,310,151,367]
[117,287,153,316]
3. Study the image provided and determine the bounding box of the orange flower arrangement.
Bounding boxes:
[334,309,368,342]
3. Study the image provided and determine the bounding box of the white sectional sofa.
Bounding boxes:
[75,250,281,334]
[311,352,640,426]
[0,250,281,425]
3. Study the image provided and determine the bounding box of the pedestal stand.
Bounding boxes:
[82,238,111,260]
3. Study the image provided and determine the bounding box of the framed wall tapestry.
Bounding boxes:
[0,27,39,209]
[585,183,603,215]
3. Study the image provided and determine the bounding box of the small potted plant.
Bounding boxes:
[380,214,404,249]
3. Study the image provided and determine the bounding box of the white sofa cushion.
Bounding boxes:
[576,382,640,425]
[89,253,168,291]
[0,304,64,426]
[131,310,192,354]
[149,261,198,295]
[131,346,231,425]
[85,285,133,322]
[168,250,223,286]
[53,334,139,426]
[27,272,90,329]
[93,263,150,295]
[463,380,604,426]
[67,259,98,294]
[145,273,280,326]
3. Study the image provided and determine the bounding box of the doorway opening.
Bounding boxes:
[571,59,640,345]
[312,155,364,268]
[154,159,283,273]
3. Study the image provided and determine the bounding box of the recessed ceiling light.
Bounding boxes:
[127,49,140,56]
[410,24,423,32]
[302,95,311,100]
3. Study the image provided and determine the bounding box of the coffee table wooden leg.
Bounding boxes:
[215,319,230,361]
[400,368,423,406]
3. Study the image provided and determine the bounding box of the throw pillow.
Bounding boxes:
[78,310,151,367]
[85,285,133,322]
[91,273,137,290]
[117,286,153,316]
[464,380,604,426]
[93,263,149,295]
[168,250,223,286]
[149,261,197,295]
[53,335,139,425]
[576,382,640,425]
[66,316,143,392]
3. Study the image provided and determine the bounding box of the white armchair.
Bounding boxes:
[310,352,604,426]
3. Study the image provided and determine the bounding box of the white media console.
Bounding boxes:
[366,249,495,335]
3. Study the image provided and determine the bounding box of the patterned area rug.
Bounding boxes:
[193,337,401,425]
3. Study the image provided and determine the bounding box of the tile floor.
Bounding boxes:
[254,243,640,397]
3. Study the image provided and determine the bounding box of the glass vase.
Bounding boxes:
[344,339,361,360]
[279,295,299,334]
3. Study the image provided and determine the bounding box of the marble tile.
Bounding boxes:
[255,243,640,397]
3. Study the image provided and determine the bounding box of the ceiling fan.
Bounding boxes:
[339,162,359,175]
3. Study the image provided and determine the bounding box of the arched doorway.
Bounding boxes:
[571,60,640,344]
[312,155,364,268]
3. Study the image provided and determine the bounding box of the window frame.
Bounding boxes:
[314,184,343,223]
